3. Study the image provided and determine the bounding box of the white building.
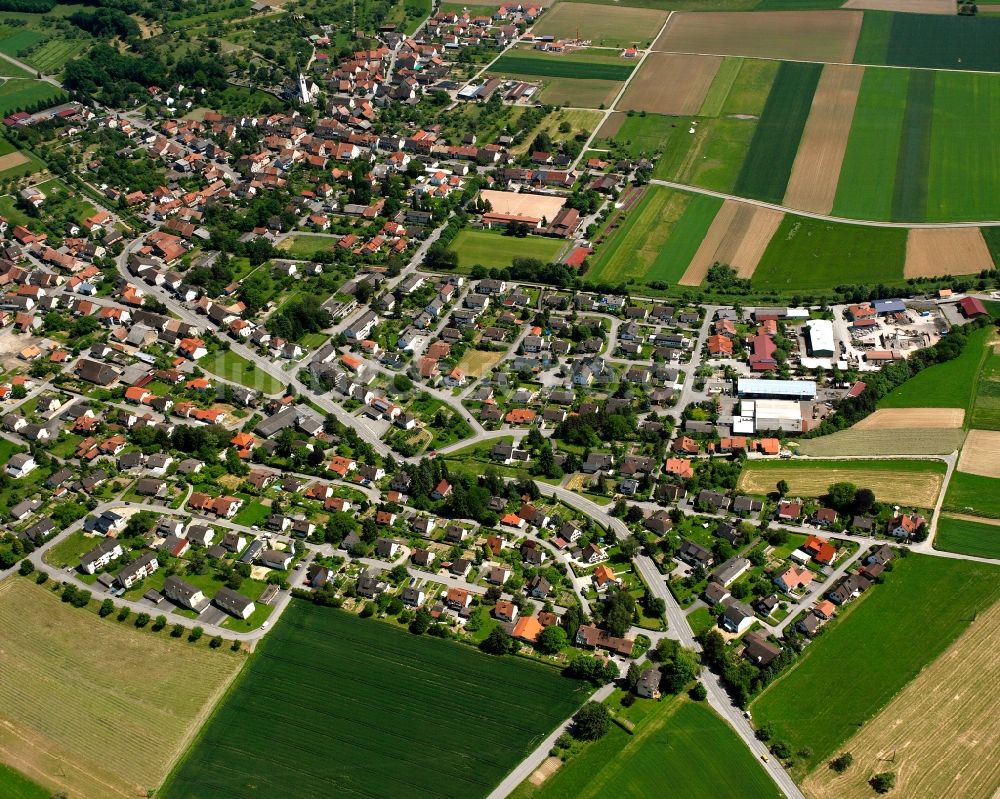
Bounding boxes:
[805,319,835,357]
[738,399,804,433]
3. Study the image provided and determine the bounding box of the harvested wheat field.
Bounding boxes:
[904,228,995,278]
[957,429,1000,478]
[597,112,626,138]
[679,199,783,285]
[803,599,1000,799]
[619,53,722,115]
[783,65,863,214]
[854,408,965,430]
[479,189,566,221]
[655,11,863,64]
[0,152,28,171]
[798,428,966,457]
[842,0,953,13]
[0,578,242,799]
[737,460,945,507]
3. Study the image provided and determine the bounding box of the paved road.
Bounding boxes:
[0,53,61,86]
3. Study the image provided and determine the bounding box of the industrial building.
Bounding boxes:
[805,319,835,357]
[732,399,804,434]
[737,378,817,401]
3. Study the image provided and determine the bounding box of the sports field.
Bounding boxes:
[449,229,564,270]
[0,578,242,799]
[935,515,1000,559]
[733,61,822,204]
[751,216,906,291]
[163,602,590,799]
[530,2,668,47]
[944,469,1000,518]
[737,458,945,507]
[514,698,781,799]
[879,325,990,411]
[802,596,1000,799]
[489,50,635,82]
[752,554,1000,773]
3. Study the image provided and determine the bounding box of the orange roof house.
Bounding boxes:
[664,457,693,480]
[592,564,618,588]
[512,615,543,644]
[804,535,836,565]
[505,408,536,425]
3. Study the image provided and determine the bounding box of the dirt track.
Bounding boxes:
[619,53,722,115]
[783,64,863,215]
[854,408,965,430]
[803,599,1000,799]
[904,228,995,278]
[679,199,782,285]
[957,429,1000,479]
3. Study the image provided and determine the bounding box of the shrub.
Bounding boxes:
[689,683,708,701]
[770,740,792,759]
[18,559,34,576]
[870,772,896,794]
[99,599,115,617]
[34,570,48,585]
[134,613,150,628]
[830,753,854,773]
[210,636,223,649]
[188,626,204,642]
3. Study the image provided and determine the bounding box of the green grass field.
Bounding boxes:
[752,554,1000,772]
[884,13,1000,72]
[0,29,45,58]
[534,76,622,108]
[600,112,681,158]
[697,56,743,116]
[891,69,934,221]
[751,216,906,292]
[721,57,779,116]
[201,349,284,395]
[832,67,907,221]
[514,698,780,799]
[732,61,822,204]
[0,79,64,117]
[880,325,990,411]
[162,602,590,799]
[489,51,634,82]
[530,2,668,48]
[278,233,336,259]
[852,10,892,64]
[935,516,1000,559]
[0,765,47,799]
[653,116,756,191]
[26,39,88,74]
[971,345,1000,430]
[449,229,564,270]
[943,470,1000,519]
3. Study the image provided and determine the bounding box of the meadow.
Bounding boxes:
[943,470,1000,519]
[489,51,635,82]
[0,79,64,117]
[201,349,284,394]
[0,766,46,799]
[971,345,1000,430]
[879,325,990,411]
[752,553,1000,773]
[449,228,565,270]
[162,602,590,799]
[737,458,945,507]
[536,77,622,109]
[598,112,681,159]
[0,578,241,799]
[655,116,756,192]
[530,3,668,47]
[935,515,1000,559]
[732,61,822,204]
[277,233,336,259]
[513,697,780,799]
[751,216,906,292]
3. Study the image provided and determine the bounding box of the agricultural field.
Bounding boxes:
[24,39,89,75]
[679,199,782,285]
[751,216,906,292]
[879,325,991,411]
[0,29,45,59]
[530,2,669,47]
[162,602,590,799]
[853,408,965,430]
[782,64,863,214]
[655,10,863,63]
[536,77,623,109]
[0,578,242,799]
[513,698,781,799]
[513,109,604,156]
[654,115,756,191]
[935,515,1000,559]
[618,53,722,115]
[0,766,46,799]
[587,186,723,285]
[904,228,995,278]
[853,11,1000,72]
[732,61,822,204]
[489,50,635,82]
[971,343,1000,430]
[752,554,1000,773]
[596,112,681,159]
[448,229,565,270]
[696,55,742,116]
[736,458,946,507]
[797,428,966,457]
[801,598,1000,799]
[0,79,64,118]
[943,469,1000,518]
[0,137,43,180]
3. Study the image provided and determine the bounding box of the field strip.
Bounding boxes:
[957,429,1000,478]
[801,598,1000,799]
[678,199,781,284]
[797,428,966,457]
[853,408,965,430]
[842,0,953,12]
[904,228,995,277]
[618,52,723,115]
[0,152,28,171]
[737,463,945,507]
[783,64,863,215]
[942,512,1000,528]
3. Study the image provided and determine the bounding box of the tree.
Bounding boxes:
[870,772,896,794]
[393,374,413,392]
[99,598,115,617]
[117,606,131,622]
[171,623,184,637]
[18,559,34,576]
[152,615,167,631]
[572,702,611,741]
[830,753,854,773]
[535,624,567,655]
[625,662,642,692]
[689,683,707,701]
[826,481,858,513]
[134,612,150,628]
[409,608,431,635]
[776,480,789,497]
[188,626,204,642]
[603,588,636,638]
[481,626,515,655]
[853,488,876,514]
[210,636,223,649]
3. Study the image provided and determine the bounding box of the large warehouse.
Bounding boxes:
[737,378,817,401]
[805,319,835,357]
[732,399,804,434]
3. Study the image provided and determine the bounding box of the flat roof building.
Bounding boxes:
[805,319,835,357]
[737,378,817,401]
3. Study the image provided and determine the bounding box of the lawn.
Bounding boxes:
[0,578,242,799]
[943,470,1000,519]
[530,2,668,48]
[935,515,1000,559]
[752,553,1000,773]
[42,530,100,569]
[732,60,823,204]
[513,697,781,799]
[832,67,907,221]
[737,458,946,508]
[449,228,565,270]
[200,349,284,395]
[751,215,906,292]
[276,233,336,259]
[0,766,46,799]
[880,325,990,411]
[489,51,636,82]
[231,499,270,528]
[687,605,716,635]
[161,602,591,798]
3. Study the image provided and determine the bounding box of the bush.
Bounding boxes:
[117,606,131,622]
[34,570,48,585]
[99,599,115,617]
[830,753,854,773]
[870,772,896,794]
[755,723,774,742]
[18,559,34,576]
[572,702,611,741]
[188,626,204,642]
[770,740,792,759]
[210,636,223,649]
[689,683,708,701]
[152,615,167,631]
[171,623,184,638]
[134,612,150,628]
